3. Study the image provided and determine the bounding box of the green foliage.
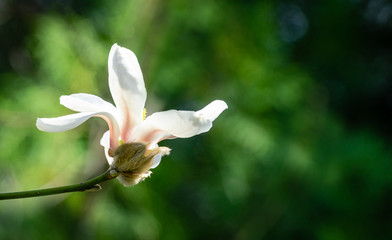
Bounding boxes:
[0,0,391,239]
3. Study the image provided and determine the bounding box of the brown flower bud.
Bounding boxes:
[112,142,170,186]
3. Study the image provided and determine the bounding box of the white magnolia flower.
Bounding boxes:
[36,44,228,186]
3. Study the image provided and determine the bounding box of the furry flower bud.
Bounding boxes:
[112,143,170,186]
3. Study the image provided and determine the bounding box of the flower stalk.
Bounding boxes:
[0,169,119,200]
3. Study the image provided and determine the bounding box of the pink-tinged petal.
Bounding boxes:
[60,93,121,149]
[37,111,121,150]
[132,100,228,144]
[100,131,114,165]
[108,44,147,142]
[60,93,117,114]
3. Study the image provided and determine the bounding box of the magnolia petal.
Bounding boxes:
[59,93,121,149]
[108,44,147,141]
[151,155,162,169]
[60,93,117,114]
[100,131,114,165]
[37,111,121,150]
[104,147,114,165]
[100,130,111,148]
[132,100,228,144]
[197,100,228,121]
[37,112,100,132]
[147,144,162,169]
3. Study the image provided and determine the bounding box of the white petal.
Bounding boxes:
[100,130,110,148]
[146,143,163,169]
[60,93,117,114]
[151,155,162,169]
[60,94,121,149]
[108,44,147,141]
[37,111,121,150]
[104,147,114,165]
[197,100,228,121]
[100,131,114,165]
[132,100,228,144]
[37,112,100,132]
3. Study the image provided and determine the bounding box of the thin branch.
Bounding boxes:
[0,169,119,200]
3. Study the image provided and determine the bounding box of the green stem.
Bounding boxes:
[0,169,118,200]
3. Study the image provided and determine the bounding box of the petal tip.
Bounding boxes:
[36,118,42,130]
[36,117,51,132]
[59,95,67,106]
[198,100,228,122]
[214,100,228,110]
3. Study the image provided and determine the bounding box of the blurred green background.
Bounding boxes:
[1,0,392,239]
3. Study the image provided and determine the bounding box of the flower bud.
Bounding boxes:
[112,142,170,186]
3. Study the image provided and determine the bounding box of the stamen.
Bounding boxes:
[143,108,147,120]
